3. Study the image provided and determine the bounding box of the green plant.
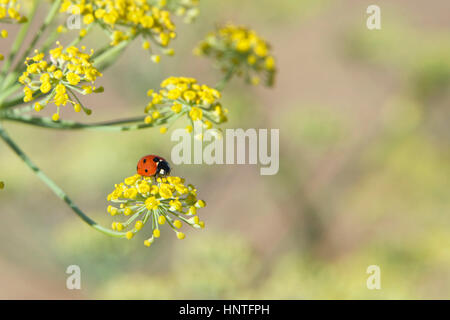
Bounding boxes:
[0,0,276,246]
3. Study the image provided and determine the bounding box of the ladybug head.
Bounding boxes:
[154,157,171,176]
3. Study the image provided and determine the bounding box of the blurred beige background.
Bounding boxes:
[0,0,449,299]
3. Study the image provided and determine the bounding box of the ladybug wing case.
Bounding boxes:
[137,155,158,176]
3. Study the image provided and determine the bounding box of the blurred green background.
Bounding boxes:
[0,0,449,299]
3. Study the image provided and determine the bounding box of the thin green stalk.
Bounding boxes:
[0,122,126,238]
[94,39,132,69]
[0,89,46,110]
[39,26,61,54]
[2,113,168,131]
[0,0,41,85]
[215,66,236,91]
[0,83,22,108]
[68,23,94,47]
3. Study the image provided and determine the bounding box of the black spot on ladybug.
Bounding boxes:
[153,157,159,163]
[145,169,148,173]
[143,158,146,163]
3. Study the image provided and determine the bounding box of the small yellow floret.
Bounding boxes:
[177,232,185,240]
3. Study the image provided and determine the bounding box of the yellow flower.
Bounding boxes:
[176,232,185,240]
[169,199,182,211]
[66,72,81,85]
[107,174,206,246]
[265,56,275,70]
[0,0,26,22]
[126,231,134,239]
[34,102,43,112]
[159,126,168,134]
[19,43,102,119]
[156,0,200,23]
[189,107,203,121]
[79,28,87,37]
[151,55,161,63]
[144,76,227,133]
[60,0,178,60]
[183,90,196,101]
[135,221,144,230]
[83,13,94,25]
[23,86,33,102]
[171,102,182,113]
[53,70,63,79]
[158,215,166,224]
[173,220,182,229]
[196,23,277,87]
[40,82,52,94]
[52,113,60,121]
[159,183,173,199]
[144,115,152,124]
[145,196,161,210]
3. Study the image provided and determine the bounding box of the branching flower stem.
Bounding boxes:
[2,113,163,131]
[0,122,126,238]
[215,66,236,91]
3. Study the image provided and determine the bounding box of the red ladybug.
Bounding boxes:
[137,155,171,177]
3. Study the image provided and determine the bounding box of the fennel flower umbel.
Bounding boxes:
[144,76,228,134]
[18,43,103,121]
[60,0,177,61]
[195,23,276,87]
[107,174,206,247]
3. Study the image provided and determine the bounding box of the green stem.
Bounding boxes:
[94,39,131,69]
[39,26,61,54]
[0,0,41,86]
[0,89,46,110]
[68,23,94,47]
[0,122,126,238]
[0,83,22,108]
[2,113,168,131]
[215,66,236,91]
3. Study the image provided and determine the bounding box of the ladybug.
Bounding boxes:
[137,155,171,178]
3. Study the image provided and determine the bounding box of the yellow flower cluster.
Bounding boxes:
[0,0,27,23]
[60,0,176,61]
[0,28,7,61]
[107,174,206,246]
[19,43,103,121]
[195,23,276,87]
[0,0,26,61]
[145,76,228,133]
[152,0,199,23]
